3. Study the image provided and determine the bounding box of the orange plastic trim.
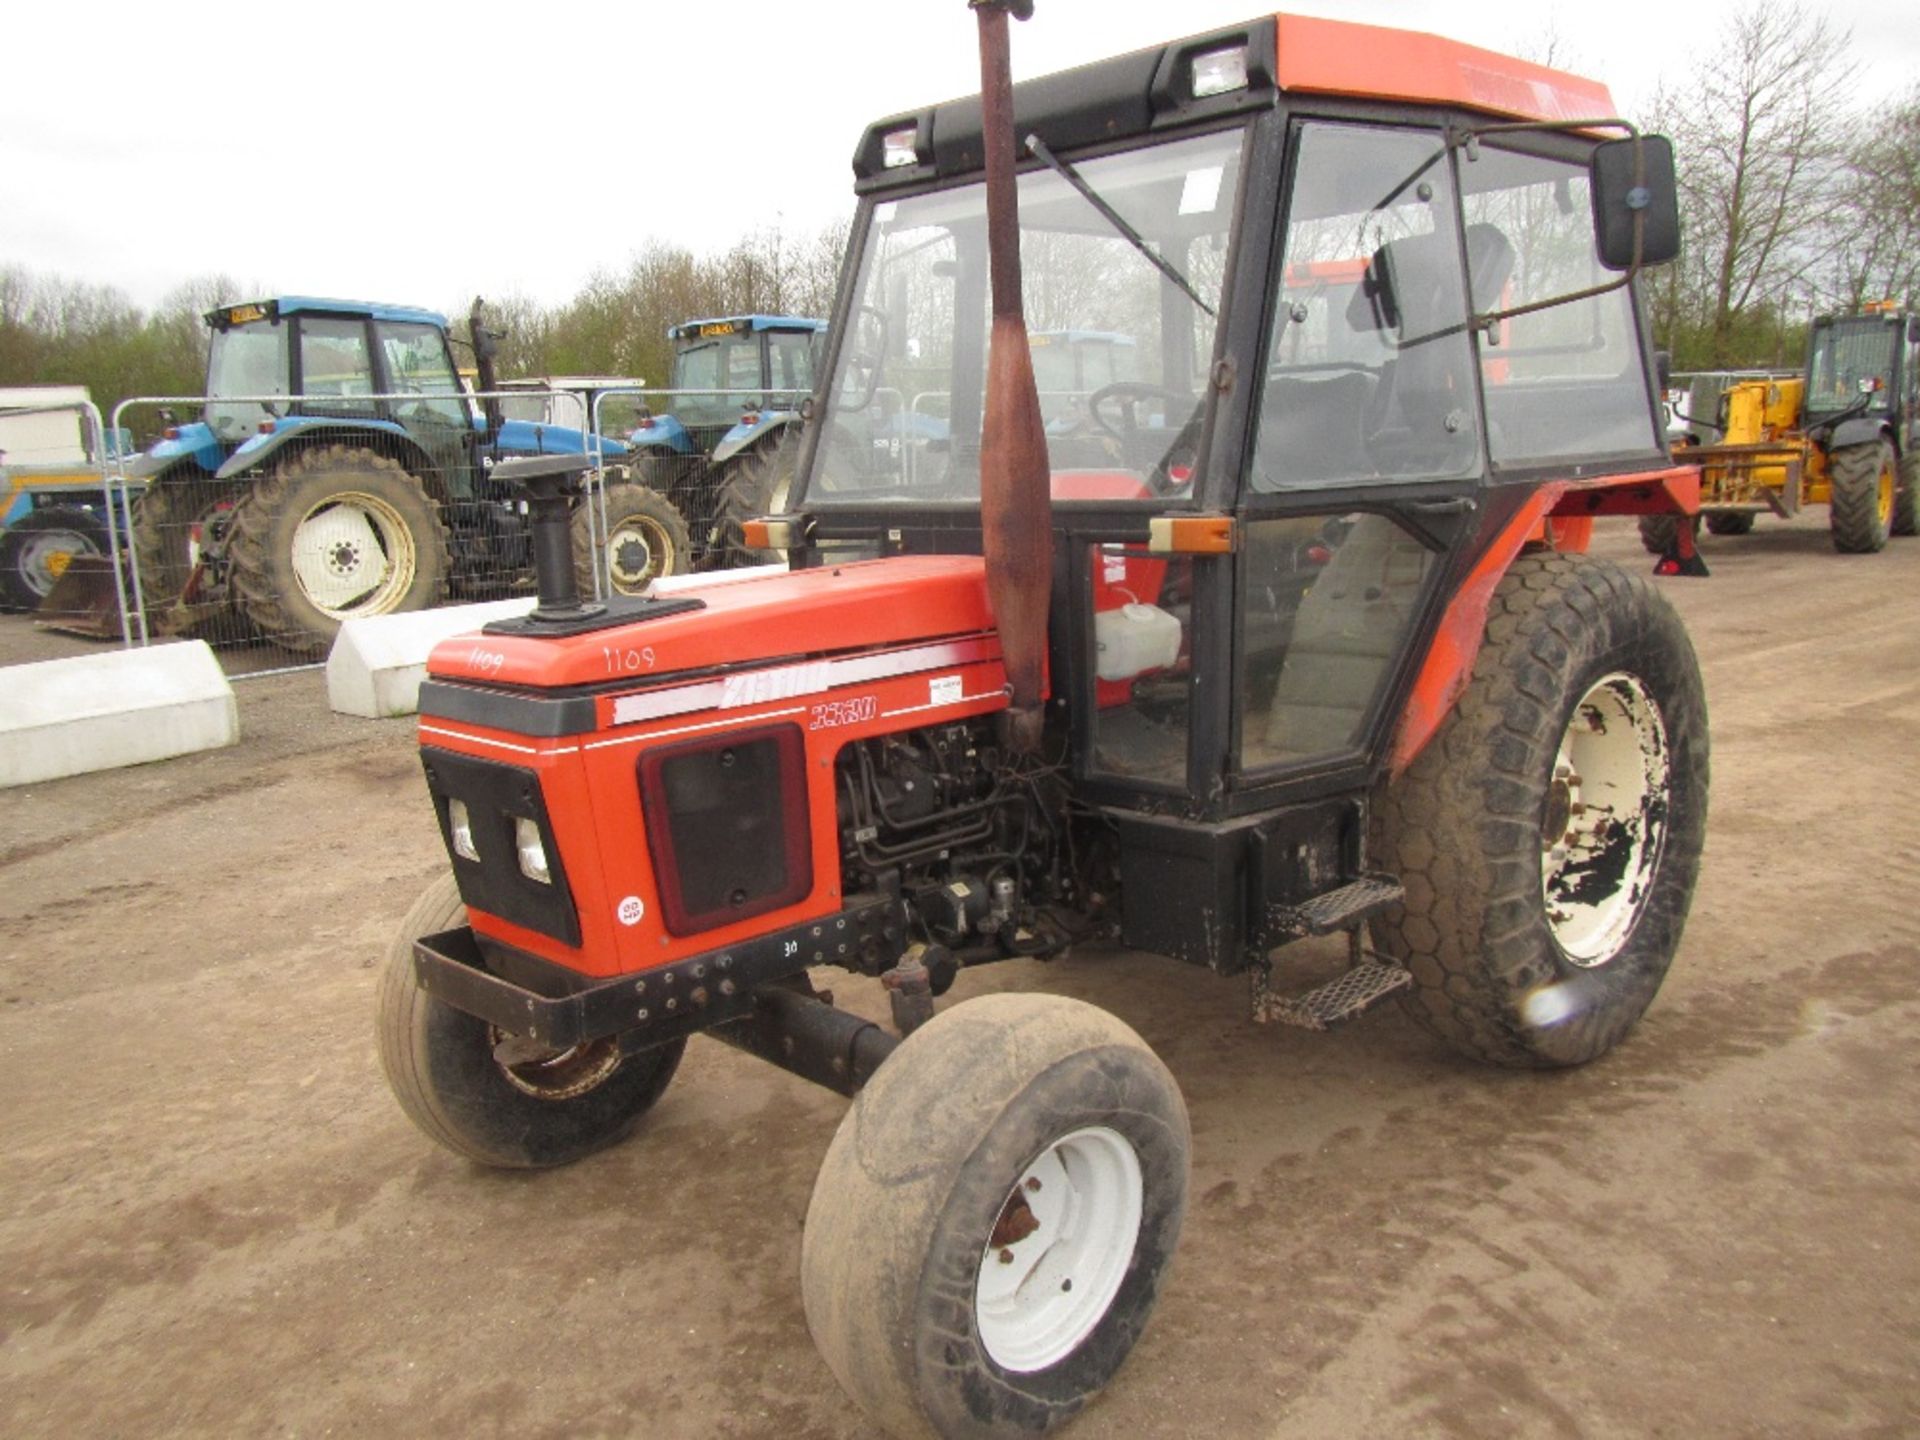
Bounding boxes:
[1273,14,1615,123]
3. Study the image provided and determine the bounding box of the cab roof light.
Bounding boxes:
[1191,45,1249,98]
[882,125,922,169]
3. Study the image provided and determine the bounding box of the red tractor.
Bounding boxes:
[379,10,1705,1437]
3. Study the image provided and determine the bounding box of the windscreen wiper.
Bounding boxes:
[1024,134,1215,318]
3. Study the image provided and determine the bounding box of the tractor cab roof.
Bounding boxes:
[854,12,1615,188]
[205,297,449,331]
[668,316,829,341]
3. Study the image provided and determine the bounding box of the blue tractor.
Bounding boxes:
[130,297,690,653]
[627,315,825,567]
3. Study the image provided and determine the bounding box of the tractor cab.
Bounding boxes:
[1804,305,1920,428]
[791,15,1681,860]
[636,315,827,454]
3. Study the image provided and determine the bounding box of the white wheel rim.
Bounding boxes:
[1542,672,1670,967]
[606,517,668,591]
[289,490,418,616]
[975,1125,1143,1374]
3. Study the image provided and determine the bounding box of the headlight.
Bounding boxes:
[449,799,479,862]
[516,816,552,885]
[882,125,920,169]
[1191,45,1248,98]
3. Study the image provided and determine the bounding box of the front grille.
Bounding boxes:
[640,723,812,935]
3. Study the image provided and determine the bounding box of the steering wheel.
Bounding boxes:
[1086,381,1194,444]
[840,304,890,411]
[1087,382,1202,496]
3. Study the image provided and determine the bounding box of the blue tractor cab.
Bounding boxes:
[131,297,688,652]
[629,315,826,567]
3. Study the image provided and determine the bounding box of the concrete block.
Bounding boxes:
[327,598,537,719]
[0,641,238,788]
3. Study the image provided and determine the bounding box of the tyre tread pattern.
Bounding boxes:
[1828,440,1892,553]
[1371,553,1709,1069]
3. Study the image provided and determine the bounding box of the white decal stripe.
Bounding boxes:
[881,691,1008,721]
[583,706,809,752]
[607,636,996,729]
[418,725,576,757]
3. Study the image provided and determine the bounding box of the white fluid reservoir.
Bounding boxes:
[1094,603,1182,682]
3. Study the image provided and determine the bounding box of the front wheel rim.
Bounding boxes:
[974,1125,1143,1374]
[1878,461,1896,527]
[1542,672,1671,968]
[288,490,419,617]
[607,516,674,591]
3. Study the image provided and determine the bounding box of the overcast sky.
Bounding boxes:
[4,0,1913,317]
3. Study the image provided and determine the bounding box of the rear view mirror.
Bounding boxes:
[1590,135,1680,271]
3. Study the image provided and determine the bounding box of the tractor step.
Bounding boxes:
[1264,874,1405,940]
[1253,959,1413,1031]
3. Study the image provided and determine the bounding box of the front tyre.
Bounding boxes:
[1372,553,1709,1069]
[569,481,691,597]
[376,875,685,1168]
[1828,439,1895,553]
[229,445,450,654]
[802,993,1189,1440]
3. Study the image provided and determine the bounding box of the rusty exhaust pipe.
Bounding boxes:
[970,0,1050,754]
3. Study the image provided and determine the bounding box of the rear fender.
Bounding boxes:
[134,422,227,477]
[1389,466,1699,777]
[212,418,446,498]
[711,413,799,468]
[626,414,694,458]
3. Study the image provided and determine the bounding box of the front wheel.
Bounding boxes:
[1828,439,1895,553]
[802,993,1189,1439]
[1703,511,1755,536]
[229,446,450,653]
[375,874,685,1168]
[570,481,691,597]
[0,506,109,611]
[1372,553,1709,1068]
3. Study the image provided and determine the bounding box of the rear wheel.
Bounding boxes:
[376,874,685,1169]
[1828,439,1895,553]
[1893,452,1918,537]
[1636,513,1679,554]
[569,481,691,597]
[228,445,450,654]
[802,993,1189,1439]
[1703,511,1755,536]
[131,476,243,632]
[0,506,108,611]
[1372,553,1709,1068]
[711,432,799,569]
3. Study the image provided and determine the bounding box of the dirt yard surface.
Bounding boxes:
[2,515,1916,1439]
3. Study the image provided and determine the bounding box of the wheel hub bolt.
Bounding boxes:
[1025,1177,1041,1193]
[998,1248,1014,1264]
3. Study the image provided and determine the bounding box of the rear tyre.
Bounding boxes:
[1828,439,1895,553]
[802,993,1188,1440]
[1372,553,1709,1068]
[131,476,243,632]
[710,432,799,569]
[1893,452,1918,537]
[0,506,108,611]
[1636,513,1679,554]
[376,874,685,1169]
[229,445,450,655]
[569,481,691,598]
[1703,511,1755,536]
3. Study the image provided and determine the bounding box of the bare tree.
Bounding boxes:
[1652,4,1845,365]
[1825,84,1920,312]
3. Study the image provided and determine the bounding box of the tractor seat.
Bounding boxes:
[1255,371,1378,486]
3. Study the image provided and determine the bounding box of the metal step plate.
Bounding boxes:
[1255,960,1413,1031]
[1266,874,1406,940]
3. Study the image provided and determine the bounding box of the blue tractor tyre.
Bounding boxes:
[227,444,451,655]
[708,429,801,570]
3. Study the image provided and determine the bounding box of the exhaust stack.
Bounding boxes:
[971,0,1051,754]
